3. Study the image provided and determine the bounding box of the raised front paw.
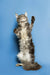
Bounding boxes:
[14,28,18,34]
[14,28,16,33]
[31,16,35,24]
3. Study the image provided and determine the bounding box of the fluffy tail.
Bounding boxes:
[31,62,41,70]
[23,62,41,71]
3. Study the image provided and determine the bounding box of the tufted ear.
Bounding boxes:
[15,13,18,18]
[25,12,27,17]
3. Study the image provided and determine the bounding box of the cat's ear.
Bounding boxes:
[15,13,18,18]
[25,12,27,17]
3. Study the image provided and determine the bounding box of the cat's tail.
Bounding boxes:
[23,62,41,71]
[31,62,41,70]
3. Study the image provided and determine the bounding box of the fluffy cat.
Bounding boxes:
[14,12,41,70]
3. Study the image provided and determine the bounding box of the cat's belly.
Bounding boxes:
[17,51,31,62]
[17,27,32,62]
[19,39,30,52]
[18,40,31,62]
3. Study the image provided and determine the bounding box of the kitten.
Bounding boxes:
[14,12,41,70]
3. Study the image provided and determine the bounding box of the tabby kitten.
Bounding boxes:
[14,12,41,70]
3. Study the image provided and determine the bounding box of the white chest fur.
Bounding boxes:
[21,26,28,39]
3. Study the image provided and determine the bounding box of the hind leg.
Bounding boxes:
[16,63,23,66]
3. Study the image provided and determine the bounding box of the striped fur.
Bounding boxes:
[14,13,41,70]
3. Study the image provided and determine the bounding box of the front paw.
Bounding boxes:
[31,16,35,24]
[14,28,16,33]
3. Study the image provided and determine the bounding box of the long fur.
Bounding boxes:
[14,13,41,70]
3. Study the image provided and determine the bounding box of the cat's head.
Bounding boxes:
[15,12,28,23]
